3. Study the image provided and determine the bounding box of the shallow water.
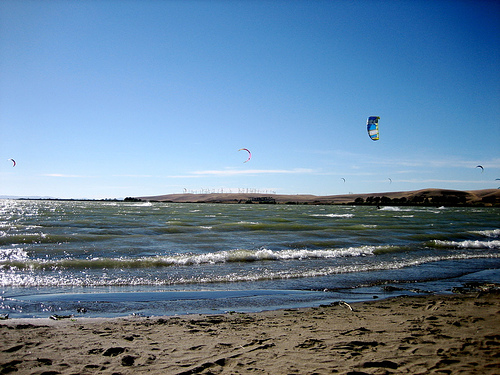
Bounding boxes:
[1,200,499,318]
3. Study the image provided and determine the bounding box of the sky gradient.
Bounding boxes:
[1,0,499,199]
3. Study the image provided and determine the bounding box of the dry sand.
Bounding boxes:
[1,292,499,374]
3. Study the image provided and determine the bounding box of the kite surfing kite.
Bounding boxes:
[367,116,380,141]
[476,165,484,173]
[8,159,16,167]
[238,148,252,163]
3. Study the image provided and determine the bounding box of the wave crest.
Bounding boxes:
[472,229,500,238]
[0,246,381,271]
[430,239,500,250]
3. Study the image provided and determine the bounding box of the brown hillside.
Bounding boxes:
[136,189,500,206]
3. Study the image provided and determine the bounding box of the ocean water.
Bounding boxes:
[1,199,499,318]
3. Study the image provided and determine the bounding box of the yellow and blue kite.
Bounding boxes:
[367,116,380,141]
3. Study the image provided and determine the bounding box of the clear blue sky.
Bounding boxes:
[1,0,499,199]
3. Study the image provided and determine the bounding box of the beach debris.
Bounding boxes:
[367,116,380,141]
[50,314,74,320]
[339,300,354,311]
[382,285,432,294]
[8,158,15,167]
[409,288,433,294]
[476,165,484,172]
[452,282,500,295]
[238,148,252,163]
[129,312,150,318]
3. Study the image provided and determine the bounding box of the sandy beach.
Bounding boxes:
[1,290,499,375]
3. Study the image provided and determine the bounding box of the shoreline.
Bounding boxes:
[4,263,500,320]
[4,188,498,206]
[1,291,499,374]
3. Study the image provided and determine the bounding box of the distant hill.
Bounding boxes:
[135,188,500,206]
[0,195,56,200]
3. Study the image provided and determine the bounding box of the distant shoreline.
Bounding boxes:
[3,188,498,206]
[135,188,500,207]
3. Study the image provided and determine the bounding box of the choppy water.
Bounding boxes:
[1,199,499,318]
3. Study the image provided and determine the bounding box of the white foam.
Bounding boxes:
[310,213,354,218]
[472,229,500,238]
[432,239,500,250]
[0,248,28,262]
[156,246,378,266]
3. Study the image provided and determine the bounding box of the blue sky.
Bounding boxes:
[1,0,499,199]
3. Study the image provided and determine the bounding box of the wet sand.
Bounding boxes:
[1,292,499,374]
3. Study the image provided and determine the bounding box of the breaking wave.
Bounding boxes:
[2,252,498,288]
[430,239,500,250]
[0,246,383,271]
[310,213,354,218]
[471,229,500,238]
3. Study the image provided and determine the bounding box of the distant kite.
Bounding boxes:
[367,116,380,141]
[476,165,484,173]
[341,178,346,183]
[8,159,16,167]
[238,148,252,163]
[388,178,392,184]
